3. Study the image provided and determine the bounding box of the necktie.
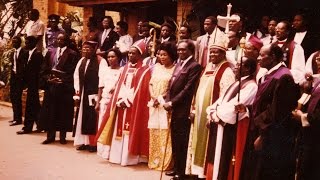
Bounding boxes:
[55,48,62,67]
[170,61,183,87]
[206,35,210,47]
[270,36,273,44]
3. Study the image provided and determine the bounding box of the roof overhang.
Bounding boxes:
[57,0,157,6]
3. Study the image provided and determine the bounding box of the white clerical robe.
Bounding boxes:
[73,57,92,146]
[277,42,306,84]
[206,76,258,180]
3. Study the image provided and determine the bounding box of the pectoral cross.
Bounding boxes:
[125,122,130,129]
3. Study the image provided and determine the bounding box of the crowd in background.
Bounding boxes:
[3,7,320,180]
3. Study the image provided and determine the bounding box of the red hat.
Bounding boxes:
[248,35,263,51]
[131,39,147,55]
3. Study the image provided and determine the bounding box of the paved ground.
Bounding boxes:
[0,104,171,180]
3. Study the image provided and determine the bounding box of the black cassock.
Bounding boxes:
[249,66,300,180]
[296,81,320,180]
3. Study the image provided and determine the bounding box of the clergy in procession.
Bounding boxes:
[226,30,241,70]
[274,21,305,84]
[305,50,320,75]
[243,35,267,82]
[73,41,99,152]
[251,44,300,180]
[40,32,79,144]
[206,57,258,180]
[97,39,151,166]
[292,77,320,180]
[187,36,235,179]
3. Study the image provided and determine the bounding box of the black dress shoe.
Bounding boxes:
[171,175,184,180]
[16,130,32,135]
[165,171,176,176]
[76,144,88,151]
[59,139,67,144]
[10,121,22,126]
[42,139,55,144]
[88,146,97,152]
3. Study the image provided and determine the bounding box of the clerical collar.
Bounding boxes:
[161,37,170,43]
[277,39,287,44]
[240,75,249,81]
[129,62,137,67]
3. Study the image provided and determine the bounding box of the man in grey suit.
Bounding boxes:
[195,16,224,68]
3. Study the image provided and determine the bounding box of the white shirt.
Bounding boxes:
[28,47,37,62]
[179,55,193,69]
[53,46,67,68]
[276,39,306,84]
[24,19,45,36]
[207,75,257,124]
[116,34,133,53]
[13,47,21,72]
[306,51,318,74]
[56,46,67,59]
[73,57,90,93]
[101,28,111,45]
[161,37,170,43]
[262,34,277,45]
[294,31,307,45]
[98,59,122,101]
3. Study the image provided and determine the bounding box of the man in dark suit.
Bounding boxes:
[96,16,119,59]
[9,36,28,126]
[17,36,43,134]
[40,32,79,144]
[164,39,202,180]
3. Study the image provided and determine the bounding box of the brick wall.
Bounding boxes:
[177,0,192,26]
[33,0,83,24]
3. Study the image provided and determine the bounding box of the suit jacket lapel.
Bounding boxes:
[171,58,193,87]
[56,48,68,70]
[50,48,57,67]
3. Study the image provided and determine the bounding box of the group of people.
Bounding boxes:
[6,7,320,180]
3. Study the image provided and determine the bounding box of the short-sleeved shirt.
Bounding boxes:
[45,27,65,49]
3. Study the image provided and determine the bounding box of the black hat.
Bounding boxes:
[48,14,60,22]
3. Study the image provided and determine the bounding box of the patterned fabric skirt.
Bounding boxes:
[148,129,173,171]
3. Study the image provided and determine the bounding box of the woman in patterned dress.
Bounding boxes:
[148,42,177,170]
